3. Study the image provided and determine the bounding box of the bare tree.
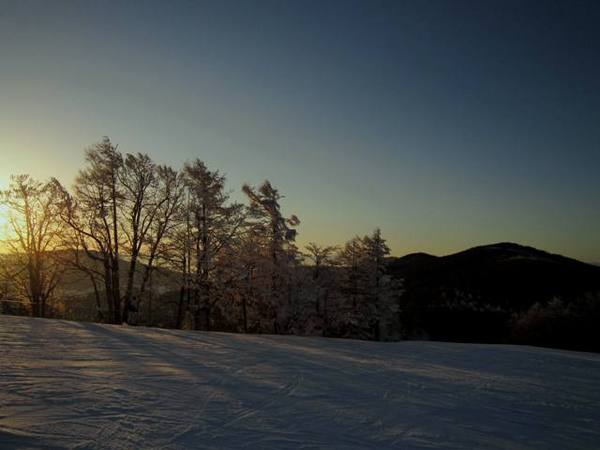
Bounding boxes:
[119,152,162,323]
[57,138,124,323]
[1,175,66,317]
[135,165,184,321]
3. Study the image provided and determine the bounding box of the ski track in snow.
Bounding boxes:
[1,316,600,450]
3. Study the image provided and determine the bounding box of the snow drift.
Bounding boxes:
[1,315,599,449]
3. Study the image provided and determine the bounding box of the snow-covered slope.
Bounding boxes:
[1,316,599,450]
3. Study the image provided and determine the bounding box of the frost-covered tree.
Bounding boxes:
[289,243,338,335]
[361,228,400,340]
[175,160,245,330]
[242,181,300,333]
[305,243,338,282]
[333,236,369,337]
[333,229,399,340]
[228,231,265,333]
[0,138,409,342]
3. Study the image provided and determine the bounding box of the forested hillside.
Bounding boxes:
[389,243,600,351]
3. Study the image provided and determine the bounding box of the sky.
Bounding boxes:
[0,0,599,261]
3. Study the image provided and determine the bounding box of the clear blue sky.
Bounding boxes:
[1,0,599,261]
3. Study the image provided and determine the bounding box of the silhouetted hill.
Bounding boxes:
[0,250,180,295]
[388,243,600,347]
[389,242,600,309]
[389,252,439,272]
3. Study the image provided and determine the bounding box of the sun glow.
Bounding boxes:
[0,174,13,243]
[0,204,10,244]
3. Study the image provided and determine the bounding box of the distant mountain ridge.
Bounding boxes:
[395,242,595,266]
[387,242,600,346]
[389,242,600,306]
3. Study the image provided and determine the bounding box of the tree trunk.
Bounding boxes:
[89,275,103,322]
[122,249,139,324]
[205,305,211,331]
[242,294,248,333]
[103,260,115,323]
[111,165,121,324]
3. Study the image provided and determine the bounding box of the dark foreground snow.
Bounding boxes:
[1,316,600,449]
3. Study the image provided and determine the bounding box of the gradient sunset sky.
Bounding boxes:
[1,0,599,261]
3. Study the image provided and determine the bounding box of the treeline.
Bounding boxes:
[0,137,400,340]
[3,138,598,351]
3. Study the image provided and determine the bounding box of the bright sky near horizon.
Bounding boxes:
[0,0,599,262]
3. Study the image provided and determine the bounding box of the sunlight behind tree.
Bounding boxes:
[0,204,10,247]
